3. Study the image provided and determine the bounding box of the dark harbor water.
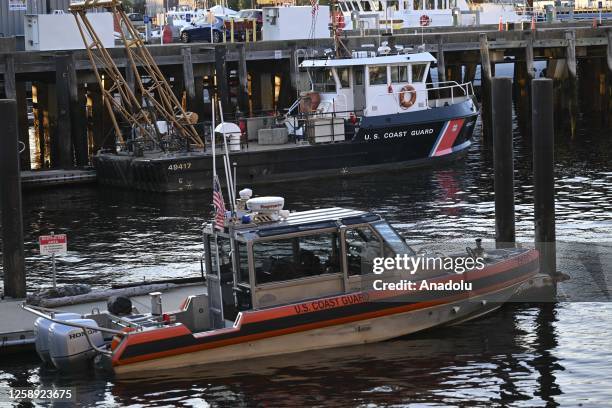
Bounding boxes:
[1,81,611,406]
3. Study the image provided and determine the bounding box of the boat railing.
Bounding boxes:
[367,81,474,115]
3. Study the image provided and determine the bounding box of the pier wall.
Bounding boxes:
[0,23,610,169]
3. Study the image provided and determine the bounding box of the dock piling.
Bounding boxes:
[531,79,557,280]
[3,54,16,99]
[479,33,493,140]
[181,47,196,111]
[565,30,577,78]
[55,55,74,168]
[0,99,26,298]
[492,77,516,248]
[214,46,230,113]
[237,44,250,114]
[437,36,446,83]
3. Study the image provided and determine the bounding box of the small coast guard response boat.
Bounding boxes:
[24,192,539,375]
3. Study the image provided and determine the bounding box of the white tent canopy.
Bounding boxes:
[209,5,238,17]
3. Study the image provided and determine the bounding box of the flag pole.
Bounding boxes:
[218,100,236,213]
[211,99,216,180]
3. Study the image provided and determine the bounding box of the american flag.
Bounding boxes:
[213,175,226,231]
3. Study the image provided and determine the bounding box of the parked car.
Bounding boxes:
[180,16,228,43]
[127,13,145,27]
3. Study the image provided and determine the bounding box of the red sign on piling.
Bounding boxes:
[39,234,67,255]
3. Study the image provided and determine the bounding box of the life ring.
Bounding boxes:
[419,14,431,27]
[399,85,417,109]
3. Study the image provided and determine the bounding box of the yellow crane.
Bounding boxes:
[69,0,204,150]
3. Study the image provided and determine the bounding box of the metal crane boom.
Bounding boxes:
[70,0,204,150]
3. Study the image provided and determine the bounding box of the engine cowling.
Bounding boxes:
[48,319,104,371]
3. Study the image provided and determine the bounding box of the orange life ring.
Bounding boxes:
[399,85,417,109]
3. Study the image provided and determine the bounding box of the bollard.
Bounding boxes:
[0,99,26,298]
[532,78,556,279]
[252,19,257,42]
[492,78,516,248]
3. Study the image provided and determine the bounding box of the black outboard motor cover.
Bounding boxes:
[107,296,133,315]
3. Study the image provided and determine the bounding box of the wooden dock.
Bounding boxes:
[0,282,207,355]
[21,169,97,189]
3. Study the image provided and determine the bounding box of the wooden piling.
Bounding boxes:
[492,77,516,248]
[607,30,612,125]
[479,33,493,140]
[3,54,16,99]
[15,82,30,170]
[0,99,26,298]
[531,78,556,280]
[66,54,88,167]
[125,61,136,94]
[237,44,250,114]
[55,54,74,168]
[437,36,446,83]
[181,46,196,111]
[525,31,535,80]
[214,45,230,113]
[565,30,576,78]
[607,30,612,73]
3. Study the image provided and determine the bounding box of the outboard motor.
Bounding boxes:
[34,313,81,364]
[48,318,104,371]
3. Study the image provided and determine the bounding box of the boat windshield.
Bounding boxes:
[309,68,336,93]
[372,221,415,255]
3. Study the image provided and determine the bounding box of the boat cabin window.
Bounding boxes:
[426,0,435,9]
[438,0,445,9]
[368,65,387,85]
[345,226,384,276]
[254,232,341,284]
[338,68,350,88]
[391,66,409,83]
[413,0,422,10]
[210,236,232,277]
[311,68,336,93]
[412,64,427,82]
[361,1,372,11]
[236,242,250,284]
[372,222,415,256]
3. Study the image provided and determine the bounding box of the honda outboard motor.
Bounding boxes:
[34,313,81,364]
[48,318,104,371]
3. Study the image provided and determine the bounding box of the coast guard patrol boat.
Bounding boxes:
[24,191,539,375]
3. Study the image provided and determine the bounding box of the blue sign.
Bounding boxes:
[143,15,150,24]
